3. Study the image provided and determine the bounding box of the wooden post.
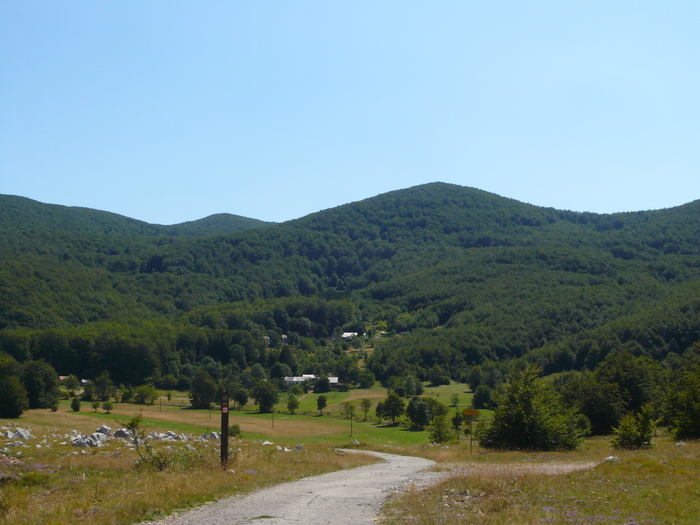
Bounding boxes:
[462,409,480,456]
[221,391,229,469]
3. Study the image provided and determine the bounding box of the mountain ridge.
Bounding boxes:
[1,181,700,388]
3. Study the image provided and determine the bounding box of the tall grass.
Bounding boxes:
[382,437,700,524]
[0,410,377,525]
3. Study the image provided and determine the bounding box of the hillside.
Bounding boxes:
[0,195,272,237]
[1,183,700,387]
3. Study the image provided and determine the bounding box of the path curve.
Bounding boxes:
[145,450,435,525]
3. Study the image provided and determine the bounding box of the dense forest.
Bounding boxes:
[2,183,700,424]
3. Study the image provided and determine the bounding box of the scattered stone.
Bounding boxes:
[262,441,273,446]
[676,441,687,447]
[91,432,109,444]
[0,448,10,455]
[71,435,102,447]
[294,445,303,451]
[353,439,360,445]
[185,445,196,451]
[113,429,132,439]
[95,425,112,436]
[604,456,620,462]
[276,446,282,451]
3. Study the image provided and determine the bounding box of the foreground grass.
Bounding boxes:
[0,410,378,525]
[382,437,700,525]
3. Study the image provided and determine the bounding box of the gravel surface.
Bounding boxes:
[144,450,437,525]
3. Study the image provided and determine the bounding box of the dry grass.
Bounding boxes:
[381,437,700,525]
[0,410,378,525]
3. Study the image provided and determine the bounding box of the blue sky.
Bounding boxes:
[2,2,699,225]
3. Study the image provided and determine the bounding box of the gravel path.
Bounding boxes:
[144,450,436,525]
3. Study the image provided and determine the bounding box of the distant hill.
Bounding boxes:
[1,183,700,387]
[0,195,271,237]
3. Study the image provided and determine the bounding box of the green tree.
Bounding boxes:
[252,380,279,413]
[287,393,299,414]
[472,385,494,409]
[358,370,375,389]
[406,397,431,429]
[21,360,60,409]
[0,375,29,418]
[71,396,81,412]
[92,401,100,412]
[450,393,459,407]
[467,366,484,392]
[479,366,586,451]
[360,398,373,421]
[133,384,158,405]
[428,415,452,443]
[428,365,450,386]
[231,384,249,410]
[343,401,355,420]
[610,404,658,450]
[316,395,327,415]
[94,370,112,401]
[102,401,114,414]
[666,364,700,439]
[382,392,405,425]
[189,370,218,409]
[314,376,332,393]
[63,374,80,392]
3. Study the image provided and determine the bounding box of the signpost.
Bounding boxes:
[221,391,229,469]
[462,409,480,455]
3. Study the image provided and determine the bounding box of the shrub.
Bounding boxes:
[610,404,658,450]
[666,364,700,440]
[228,424,242,439]
[71,396,81,412]
[428,415,452,443]
[479,365,586,451]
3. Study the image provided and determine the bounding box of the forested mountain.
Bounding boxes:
[2,183,700,393]
[0,195,272,237]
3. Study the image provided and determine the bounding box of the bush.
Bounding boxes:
[118,412,205,472]
[228,424,242,439]
[71,396,81,412]
[428,415,452,443]
[610,404,658,450]
[667,364,700,440]
[479,365,586,451]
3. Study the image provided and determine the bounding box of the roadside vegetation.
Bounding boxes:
[382,437,700,524]
[0,407,377,525]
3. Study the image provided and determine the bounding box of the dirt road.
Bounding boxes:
[145,450,436,525]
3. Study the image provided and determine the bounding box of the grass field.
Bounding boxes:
[382,436,700,524]
[4,381,696,524]
[0,405,379,525]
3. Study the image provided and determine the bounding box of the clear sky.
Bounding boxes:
[2,2,699,225]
